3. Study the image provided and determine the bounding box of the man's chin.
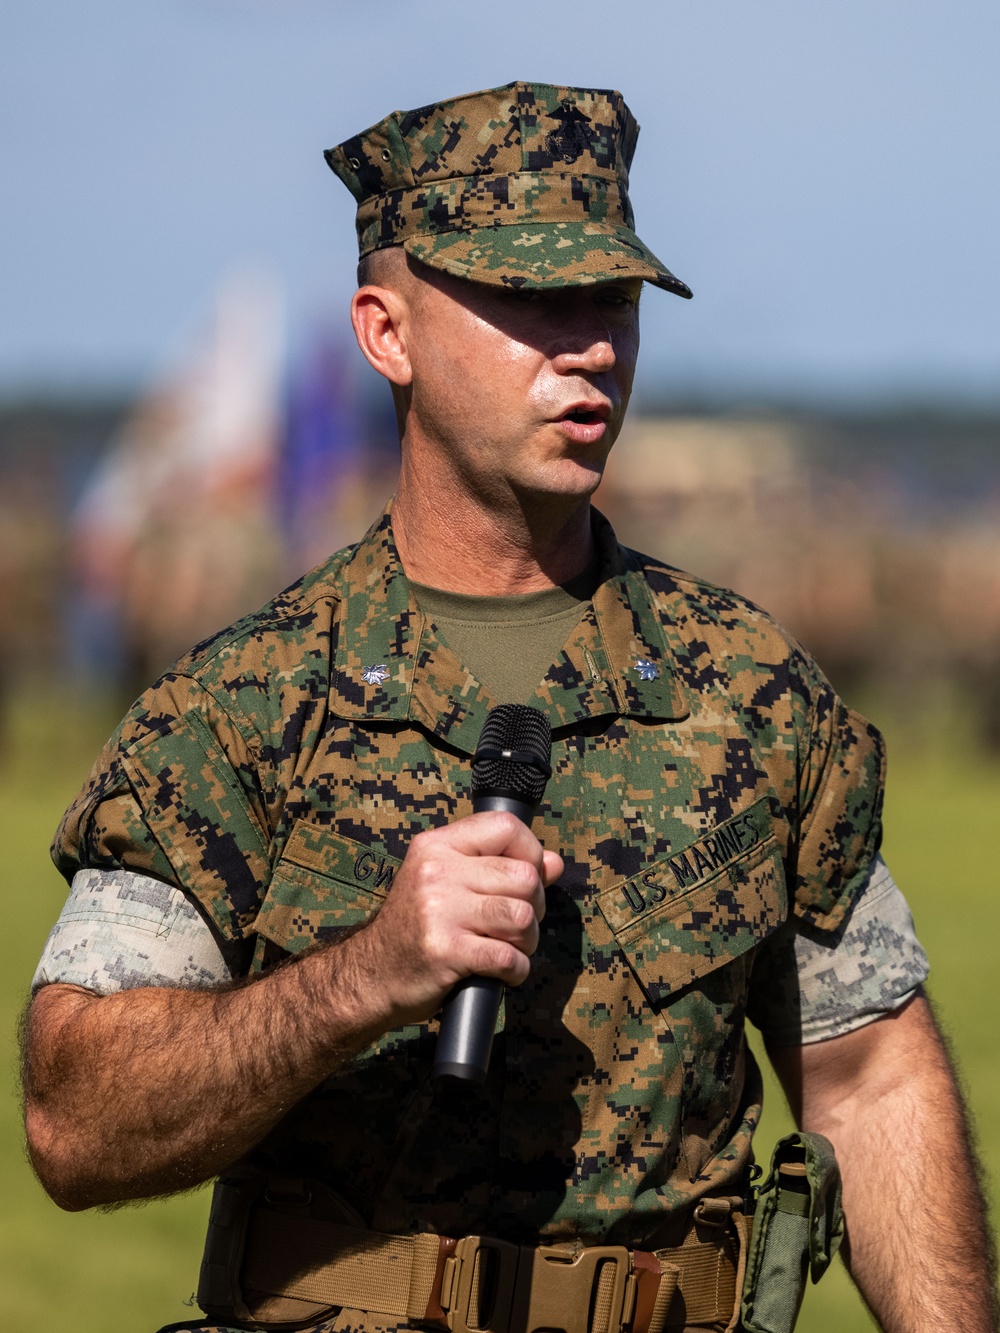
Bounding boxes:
[513,462,606,513]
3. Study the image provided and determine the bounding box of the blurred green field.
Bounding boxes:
[3,687,998,1331]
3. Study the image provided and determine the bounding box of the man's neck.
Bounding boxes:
[391,473,595,596]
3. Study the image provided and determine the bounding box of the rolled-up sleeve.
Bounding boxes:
[749,855,929,1045]
[32,867,234,994]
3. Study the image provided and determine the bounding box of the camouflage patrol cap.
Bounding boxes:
[324,81,692,297]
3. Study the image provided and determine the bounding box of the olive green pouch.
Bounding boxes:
[740,1131,844,1333]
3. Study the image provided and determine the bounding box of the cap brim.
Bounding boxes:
[402,222,692,298]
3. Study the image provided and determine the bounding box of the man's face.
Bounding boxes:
[386,259,642,511]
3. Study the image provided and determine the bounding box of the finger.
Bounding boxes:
[458,855,548,926]
[464,936,532,988]
[460,853,544,898]
[430,810,547,863]
[397,859,543,949]
[466,892,540,954]
[540,850,564,886]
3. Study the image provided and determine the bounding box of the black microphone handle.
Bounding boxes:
[432,793,537,1083]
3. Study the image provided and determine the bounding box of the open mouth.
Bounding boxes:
[562,407,605,425]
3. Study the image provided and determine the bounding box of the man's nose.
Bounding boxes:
[551,323,617,376]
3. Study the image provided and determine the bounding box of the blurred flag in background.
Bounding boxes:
[66,266,400,702]
[279,330,366,575]
[71,269,285,698]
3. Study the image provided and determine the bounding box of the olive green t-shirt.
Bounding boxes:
[410,564,599,704]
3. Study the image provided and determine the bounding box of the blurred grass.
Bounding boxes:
[3,685,998,1331]
[749,685,1000,1329]
[2,689,210,1329]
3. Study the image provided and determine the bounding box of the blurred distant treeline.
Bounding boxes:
[1,387,999,749]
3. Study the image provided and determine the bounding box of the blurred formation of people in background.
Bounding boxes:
[598,414,1000,745]
[0,266,998,749]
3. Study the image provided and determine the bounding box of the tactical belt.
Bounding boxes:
[199,1173,748,1333]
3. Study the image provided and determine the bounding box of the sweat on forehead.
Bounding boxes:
[327,80,692,298]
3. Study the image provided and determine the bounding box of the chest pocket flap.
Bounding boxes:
[254,823,402,955]
[597,797,787,1005]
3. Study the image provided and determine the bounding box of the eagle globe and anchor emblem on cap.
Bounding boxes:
[544,103,598,164]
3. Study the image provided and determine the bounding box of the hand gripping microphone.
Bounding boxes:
[432,704,552,1084]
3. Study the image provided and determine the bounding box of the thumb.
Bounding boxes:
[541,850,564,886]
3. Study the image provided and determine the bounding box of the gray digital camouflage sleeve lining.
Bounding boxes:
[38,859,928,1048]
[749,854,930,1045]
[32,867,234,993]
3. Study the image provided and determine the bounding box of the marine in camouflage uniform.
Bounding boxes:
[24,82,997,1333]
[54,498,882,1234]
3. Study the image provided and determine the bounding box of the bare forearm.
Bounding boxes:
[23,813,560,1211]
[831,1055,995,1332]
[22,935,388,1209]
[770,995,998,1333]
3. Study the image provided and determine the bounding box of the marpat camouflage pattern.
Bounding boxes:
[55,505,884,1273]
[324,82,692,296]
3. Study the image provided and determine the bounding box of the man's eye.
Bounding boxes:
[594,290,642,313]
[597,288,638,311]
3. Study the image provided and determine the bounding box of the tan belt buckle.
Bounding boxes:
[441,1234,520,1333]
[518,1244,634,1333]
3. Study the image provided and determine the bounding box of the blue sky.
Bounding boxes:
[2,0,998,404]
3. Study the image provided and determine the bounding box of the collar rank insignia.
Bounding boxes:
[633,658,660,682]
[362,663,390,686]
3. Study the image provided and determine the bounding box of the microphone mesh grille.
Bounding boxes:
[472,704,552,806]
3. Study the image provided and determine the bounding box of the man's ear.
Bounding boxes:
[351,283,413,387]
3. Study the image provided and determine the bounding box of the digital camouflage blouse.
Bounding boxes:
[54,506,884,1248]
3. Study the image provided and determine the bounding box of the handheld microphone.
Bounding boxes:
[432,704,552,1084]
